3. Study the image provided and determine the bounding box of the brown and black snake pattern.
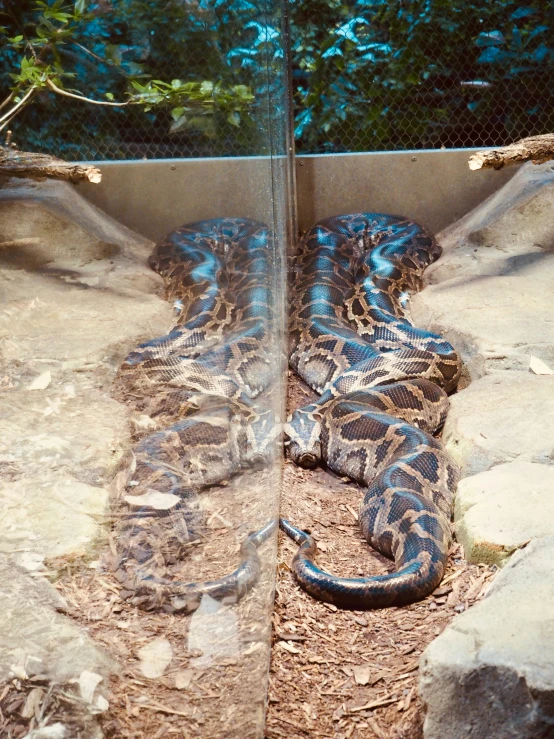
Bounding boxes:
[281,214,462,608]
[111,218,276,613]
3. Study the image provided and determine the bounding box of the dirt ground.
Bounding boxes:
[264,372,497,739]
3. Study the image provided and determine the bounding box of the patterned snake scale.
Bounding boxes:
[281,213,462,608]
[111,218,276,613]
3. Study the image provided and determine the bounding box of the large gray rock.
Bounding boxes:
[420,535,554,739]
[0,556,114,682]
[0,476,109,563]
[442,372,554,477]
[455,461,554,566]
[412,162,554,379]
[0,179,173,568]
[0,557,113,738]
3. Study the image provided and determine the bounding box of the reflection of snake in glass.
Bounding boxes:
[282,214,461,608]
[111,219,276,613]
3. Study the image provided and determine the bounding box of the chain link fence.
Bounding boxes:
[6,0,554,160]
[6,0,285,161]
[290,0,554,154]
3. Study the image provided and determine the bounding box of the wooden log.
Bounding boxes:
[469,134,554,171]
[0,145,102,184]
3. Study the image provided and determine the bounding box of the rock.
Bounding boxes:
[420,535,554,739]
[0,476,108,563]
[442,372,554,476]
[0,179,172,370]
[188,594,240,667]
[137,637,173,679]
[0,384,129,487]
[0,556,113,682]
[411,162,554,380]
[455,462,554,565]
[0,559,112,738]
[0,178,173,568]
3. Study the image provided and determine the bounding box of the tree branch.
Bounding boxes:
[0,86,37,130]
[45,78,130,107]
[0,145,102,184]
[468,134,554,171]
[0,91,16,114]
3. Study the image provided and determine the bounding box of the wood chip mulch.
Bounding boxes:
[264,372,497,739]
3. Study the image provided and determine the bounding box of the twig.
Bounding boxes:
[348,695,397,713]
[46,78,130,107]
[136,702,195,718]
[0,86,37,130]
[469,133,554,171]
[0,91,16,114]
[271,715,309,732]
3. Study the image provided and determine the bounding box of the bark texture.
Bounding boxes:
[469,133,554,171]
[0,145,101,183]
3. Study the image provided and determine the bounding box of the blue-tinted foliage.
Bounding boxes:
[1,0,554,157]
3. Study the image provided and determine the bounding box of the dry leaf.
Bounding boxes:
[367,671,386,686]
[95,695,109,712]
[353,664,371,685]
[78,670,103,704]
[21,688,44,719]
[280,641,301,654]
[124,490,180,510]
[29,370,52,390]
[529,356,553,375]
[10,663,28,680]
[308,654,327,664]
[23,724,67,739]
[175,669,194,690]
[138,637,173,678]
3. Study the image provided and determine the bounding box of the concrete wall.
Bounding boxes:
[80,149,518,242]
[295,149,518,235]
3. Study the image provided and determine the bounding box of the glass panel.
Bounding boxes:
[0,1,289,736]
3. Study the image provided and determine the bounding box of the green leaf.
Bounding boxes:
[171,106,185,120]
[200,80,214,96]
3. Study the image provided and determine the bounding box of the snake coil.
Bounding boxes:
[282,213,461,608]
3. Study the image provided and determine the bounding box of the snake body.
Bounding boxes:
[282,214,461,608]
[112,218,276,613]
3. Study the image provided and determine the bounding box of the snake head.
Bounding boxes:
[284,409,322,469]
[242,410,278,471]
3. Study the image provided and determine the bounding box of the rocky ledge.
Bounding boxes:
[412,162,554,737]
[0,178,173,736]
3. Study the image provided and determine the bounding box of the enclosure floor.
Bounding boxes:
[0,465,277,739]
[0,374,495,739]
[265,372,496,739]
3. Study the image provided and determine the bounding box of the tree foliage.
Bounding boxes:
[0,0,281,158]
[290,0,554,152]
[1,0,554,158]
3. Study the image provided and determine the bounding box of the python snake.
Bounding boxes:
[111,218,276,613]
[281,213,462,608]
